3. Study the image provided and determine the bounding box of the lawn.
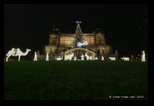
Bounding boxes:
[4,61,148,100]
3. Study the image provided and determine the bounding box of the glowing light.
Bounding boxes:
[74,56,77,60]
[95,57,98,60]
[141,50,146,62]
[33,52,37,61]
[85,53,90,60]
[6,48,31,62]
[56,55,63,61]
[101,56,104,60]
[65,53,74,60]
[77,41,88,47]
[121,57,130,61]
[46,52,49,61]
[81,54,84,60]
[109,57,116,61]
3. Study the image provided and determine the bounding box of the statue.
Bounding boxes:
[74,56,77,60]
[89,56,92,60]
[65,53,74,60]
[77,41,88,48]
[6,48,31,62]
[46,52,49,61]
[33,52,37,61]
[81,54,84,60]
[95,57,98,60]
[121,57,129,61]
[57,57,63,60]
[109,57,116,61]
[141,50,146,62]
[85,53,90,60]
[101,56,104,60]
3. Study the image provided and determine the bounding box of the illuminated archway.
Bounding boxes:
[64,48,95,60]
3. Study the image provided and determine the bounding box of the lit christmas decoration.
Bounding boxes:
[6,48,31,61]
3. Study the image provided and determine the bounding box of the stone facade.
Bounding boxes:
[44,31,113,57]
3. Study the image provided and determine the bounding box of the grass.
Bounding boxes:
[4,61,148,100]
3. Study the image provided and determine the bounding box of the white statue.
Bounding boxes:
[121,57,129,61]
[57,57,63,61]
[65,53,74,60]
[6,48,31,62]
[46,52,49,61]
[89,56,92,60]
[33,52,37,61]
[77,41,88,47]
[101,56,104,60]
[141,50,146,62]
[85,53,90,60]
[95,57,98,60]
[74,56,77,60]
[81,54,84,60]
[109,57,116,61]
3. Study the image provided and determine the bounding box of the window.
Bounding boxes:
[60,36,74,46]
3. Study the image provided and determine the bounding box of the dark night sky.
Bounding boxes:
[4,4,148,56]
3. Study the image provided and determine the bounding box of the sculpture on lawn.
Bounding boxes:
[101,56,104,60]
[109,57,116,61]
[141,50,146,62]
[81,54,84,60]
[33,52,37,61]
[6,48,31,61]
[65,53,74,60]
[121,57,130,61]
[46,52,49,61]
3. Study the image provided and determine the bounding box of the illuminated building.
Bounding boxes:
[44,22,113,60]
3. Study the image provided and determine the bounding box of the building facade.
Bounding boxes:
[44,23,113,60]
